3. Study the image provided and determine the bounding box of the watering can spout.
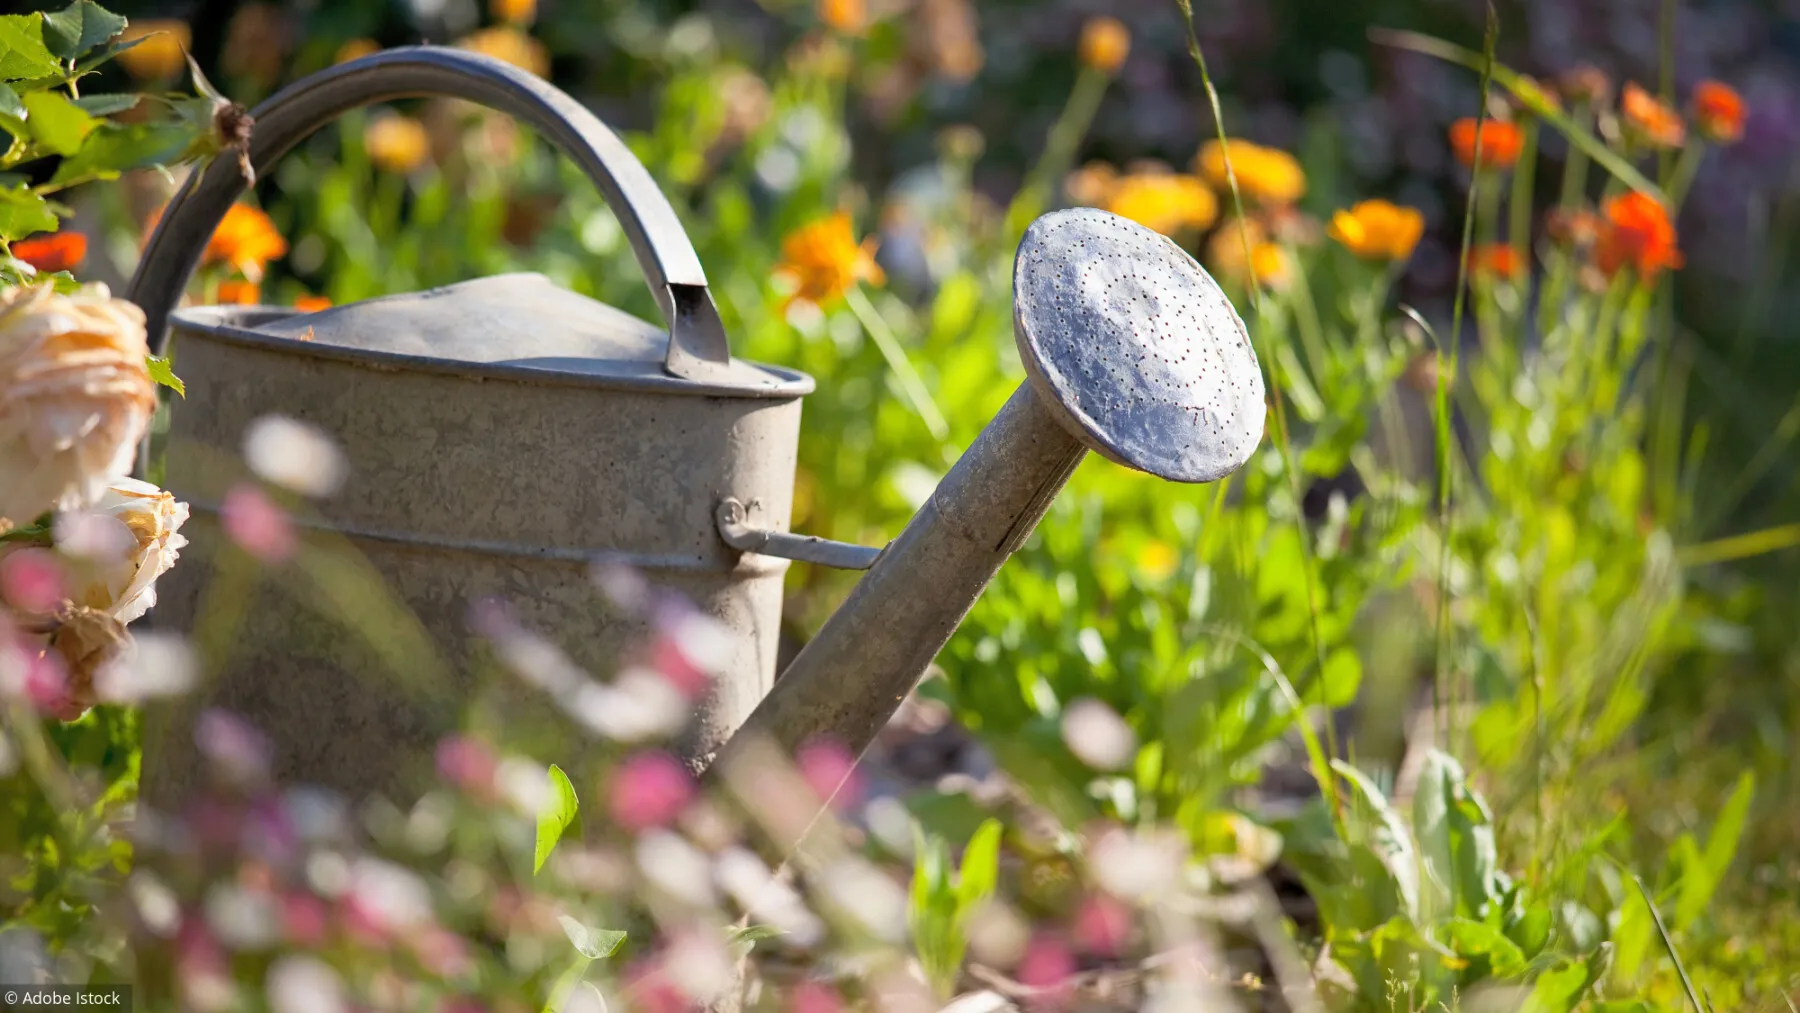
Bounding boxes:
[710,207,1267,774]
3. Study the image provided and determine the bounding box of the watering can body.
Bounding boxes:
[130,46,1267,814]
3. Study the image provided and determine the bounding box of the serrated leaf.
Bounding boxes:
[73,32,144,74]
[0,184,57,241]
[557,914,626,960]
[72,93,138,116]
[22,90,95,155]
[40,1,127,60]
[146,354,183,397]
[47,117,198,187]
[0,15,63,81]
[534,763,579,874]
[0,82,24,120]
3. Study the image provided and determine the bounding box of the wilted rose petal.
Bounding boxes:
[221,483,296,563]
[0,548,65,614]
[49,604,129,718]
[1061,697,1136,771]
[796,737,863,809]
[1071,893,1133,957]
[243,415,347,498]
[266,955,344,1013]
[609,751,694,832]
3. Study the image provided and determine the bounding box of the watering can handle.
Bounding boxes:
[128,45,732,382]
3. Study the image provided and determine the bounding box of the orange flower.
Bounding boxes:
[1594,191,1682,279]
[216,280,262,305]
[1078,17,1130,74]
[364,115,432,175]
[1692,80,1745,144]
[205,204,288,280]
[1448,118,1524,169]
[457,26,550,77]
[294,295,333,312]
[1621,83,1685,148]
[1329,199,1424,261]
[1196,140,1306,205]
[1205,221,1290,289]
[774,212,884,308]
[1105,173,1218,236]
[335,38,380,65]
[491,0,536,25]
[1466,242,1526,281]
[12,233,88,274]
[115,20,190,81]
[819,0,866,33]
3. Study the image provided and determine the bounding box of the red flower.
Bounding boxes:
[1595,191,1683,279]
[1621,83,1685,148]
[12,232,87,273]
[1449,118,1524,169]
[1692,80,1745,143]
[1465,243,1527,281]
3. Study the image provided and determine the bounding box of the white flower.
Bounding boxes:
[57,477,189,622]
[0,284,156,522]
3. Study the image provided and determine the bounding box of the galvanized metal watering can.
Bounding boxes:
[129,47,1265,808]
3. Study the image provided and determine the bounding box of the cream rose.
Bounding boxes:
[0,283,157,523]
[58,478,190,623]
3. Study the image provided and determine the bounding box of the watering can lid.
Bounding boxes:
[196,272,808,397]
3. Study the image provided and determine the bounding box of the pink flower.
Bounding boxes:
[608,751,695,833]
[1017,934,1076,1008]
[195,708,271,783]
[221,482,296,562]
[623,957,689,1013]
[280,891,330,946]
[1071,894,1132,957]
[23,650,83,720]
[790,981,843,1013]
[435,735,499,798]
[649,635,711,699]
[410,927,471,977]
[0,548,65,614]
[796,738,863,809]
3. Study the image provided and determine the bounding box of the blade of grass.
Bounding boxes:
[1368,27,1665,201]
[1677,522,1800,567]
[846,284,950,443]
[1172,0,1341,824]
[1629,868,1706,1012]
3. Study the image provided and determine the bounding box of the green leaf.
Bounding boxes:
[72,93,138,117]
[21,90,96,156]
[557,914,625,960]
[146,355,184,398]
[0,82,24,121]
[1441,917,1527,980]
[72,32,144,74]
[40,1,126,61]
[1333,759,1420,920]
[726,924,783,958]
[1520,959,1590,1013]
[47,117,199,187]
[0,15,63,81]
[1506,903,1553,960]
[0,184,57,241]
[533,763,578,874]
[954,818,1002,912]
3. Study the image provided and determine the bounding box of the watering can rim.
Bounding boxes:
[169,295,815,400]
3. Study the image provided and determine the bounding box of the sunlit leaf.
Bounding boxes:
[954,818,1002,911]
[72,93,138,117]
[22,89,96,156]
[0,15,63,81]
[40,0,127,61]
[146,354,183,397]
[533,763,578,874]
[0,184,57,241]
[557,914,625,960]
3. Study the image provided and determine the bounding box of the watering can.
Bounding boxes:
[129,47,1266,809]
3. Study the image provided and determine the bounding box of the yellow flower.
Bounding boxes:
[819,0,866,34]
[1078,17,1131,74]
[115,20,191,81]
[1105,173,1218,236]
[0,284,156,522]
[1328,199,1424,261]
[335,38,380,65]
[457,26,550,78]
[775,212,885,308]
[365,115,432,175]
[1197,140,1306,206]
[1064,161,1119,207]
[1136,540,1178,581]
[1206,220,1291,289]
[491,0,536,25]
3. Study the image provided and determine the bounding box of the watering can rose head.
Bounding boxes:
[0,284,156,524]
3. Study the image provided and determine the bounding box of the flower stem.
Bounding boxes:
[845,284,949,443]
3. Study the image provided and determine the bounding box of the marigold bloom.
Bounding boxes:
[819,0,866,33]
[1448,118,1524,169]
[12,233,87,274]
[364,116,432,175]
[457,26,550,77]
[335,38,380,65]
[491,0,536,25]
[294,295,332,312]
[0,284,155,521]
[775,212,885,308]
[1205,221,1290,289]
[1105,173,1218,237]
[1595,191,1682,279]
[1078,17,1130,74]
[1329,200,1424,262]
[1196,140,1305,205]
[202,204,287,280]
[115,20,190,81]
[216,280,261,305]
[1621,83,1685,148]
[1692,80,1745,144]
[1466,242,1526,281]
